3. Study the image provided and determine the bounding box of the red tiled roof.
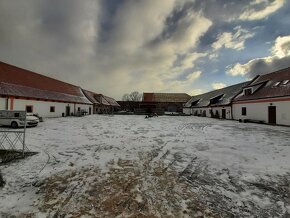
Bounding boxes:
[0,82,92,104]
[82,90,120,106]
[82,89,100,104]
[0,61,81,96]
[234,67,290,102]
[95,94,110,106]
[103,95,120,107]
[143,93,191,103]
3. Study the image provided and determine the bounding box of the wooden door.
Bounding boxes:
[66,106,70,116]
[222,109,226,119]
[268,106,276,124]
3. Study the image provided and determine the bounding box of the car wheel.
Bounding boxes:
[11,121,18,129]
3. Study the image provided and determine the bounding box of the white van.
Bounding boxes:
[0,110,39,128]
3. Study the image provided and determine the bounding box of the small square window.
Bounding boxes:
[242,107,247,116]
[281,80,289,85]
[26,105,33,113]
[272,82,281,87]
[244,88,252,95]
[50,106,55,112]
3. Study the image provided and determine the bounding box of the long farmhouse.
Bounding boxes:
[0,61,119,117]
[184,82,249,119]
[233,67,290,126]
[184,67,290,126]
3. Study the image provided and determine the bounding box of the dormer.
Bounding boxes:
[210,94,224,105]
[191,99,200,107]
[280,80,289,86]
[272,81,281,87]
[243,87,253,95]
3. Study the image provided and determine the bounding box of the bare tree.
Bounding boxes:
[122,91,142,101]
[122,94,130,101]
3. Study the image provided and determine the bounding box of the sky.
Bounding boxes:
[0,0,290,100]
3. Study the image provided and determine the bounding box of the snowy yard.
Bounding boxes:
[0,115,290,217]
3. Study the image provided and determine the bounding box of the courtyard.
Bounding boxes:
[0,115,290,217]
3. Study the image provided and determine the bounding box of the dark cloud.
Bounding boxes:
[0,0,289,99]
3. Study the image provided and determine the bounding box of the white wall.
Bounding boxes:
[7,98,93,118]
[233,98,290,126]
[0,97,7,110]
[183,108,191,115]
[191,106,232,119]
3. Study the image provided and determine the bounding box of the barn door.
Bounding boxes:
[66,106,70,116]
[222,109,226,119]
[268,106,276,124]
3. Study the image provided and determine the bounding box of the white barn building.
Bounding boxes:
[184,82,248,119]
[232,67,290,126]
[0,61,93,117]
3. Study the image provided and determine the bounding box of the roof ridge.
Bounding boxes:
[0,82,84,98]
[0,60,80,88]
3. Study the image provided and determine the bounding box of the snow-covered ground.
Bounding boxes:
[0,115,290,217]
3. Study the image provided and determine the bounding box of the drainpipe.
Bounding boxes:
[230,103,234,120]
[5,97,9,110]
[10,96,14,110]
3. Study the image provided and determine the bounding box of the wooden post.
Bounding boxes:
[22,111,27,157]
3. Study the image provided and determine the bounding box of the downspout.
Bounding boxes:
[5,97,9,110]
[10,96,14,110]
[230,103,233,120]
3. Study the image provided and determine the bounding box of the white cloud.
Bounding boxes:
[227,34,290,77]
[272,35,290,58]
[212,82,227,90]
[212,26,255,51]
[188,89,203,96]
[0,0,213,99]
[180,53,207,70]
[95,3,212,97]
[239,0,285,21]
[186,71,202,81]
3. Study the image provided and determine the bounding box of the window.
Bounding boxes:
[26,105,33,113]
[242,107,247,116]
[50,106,55,112]
[14,113,20,118]
[281,80,289,85]
[78,107,81,111]
[272,82,280,87]
[244,88,252,96]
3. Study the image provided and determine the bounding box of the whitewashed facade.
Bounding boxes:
[184,82,248,119]
[232,68,290,126]
[191,106,232,119]
[233,97,290,126]
[0,97,92,118]
[0,97,6,110]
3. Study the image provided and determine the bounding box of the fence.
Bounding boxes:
[0,111,28,163]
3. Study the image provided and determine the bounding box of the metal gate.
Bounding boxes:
[0,111,29,163]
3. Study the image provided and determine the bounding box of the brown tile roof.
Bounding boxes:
[0,61,82,96]
[0,61,93,104]
[234,67,290,102]
[94,94,110,106]
[103,95,120,107]
[82,89,100,104]
[0,82,92,104]
[143,93,191,103]
[83,89,120,106]
[184,82,249,108]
